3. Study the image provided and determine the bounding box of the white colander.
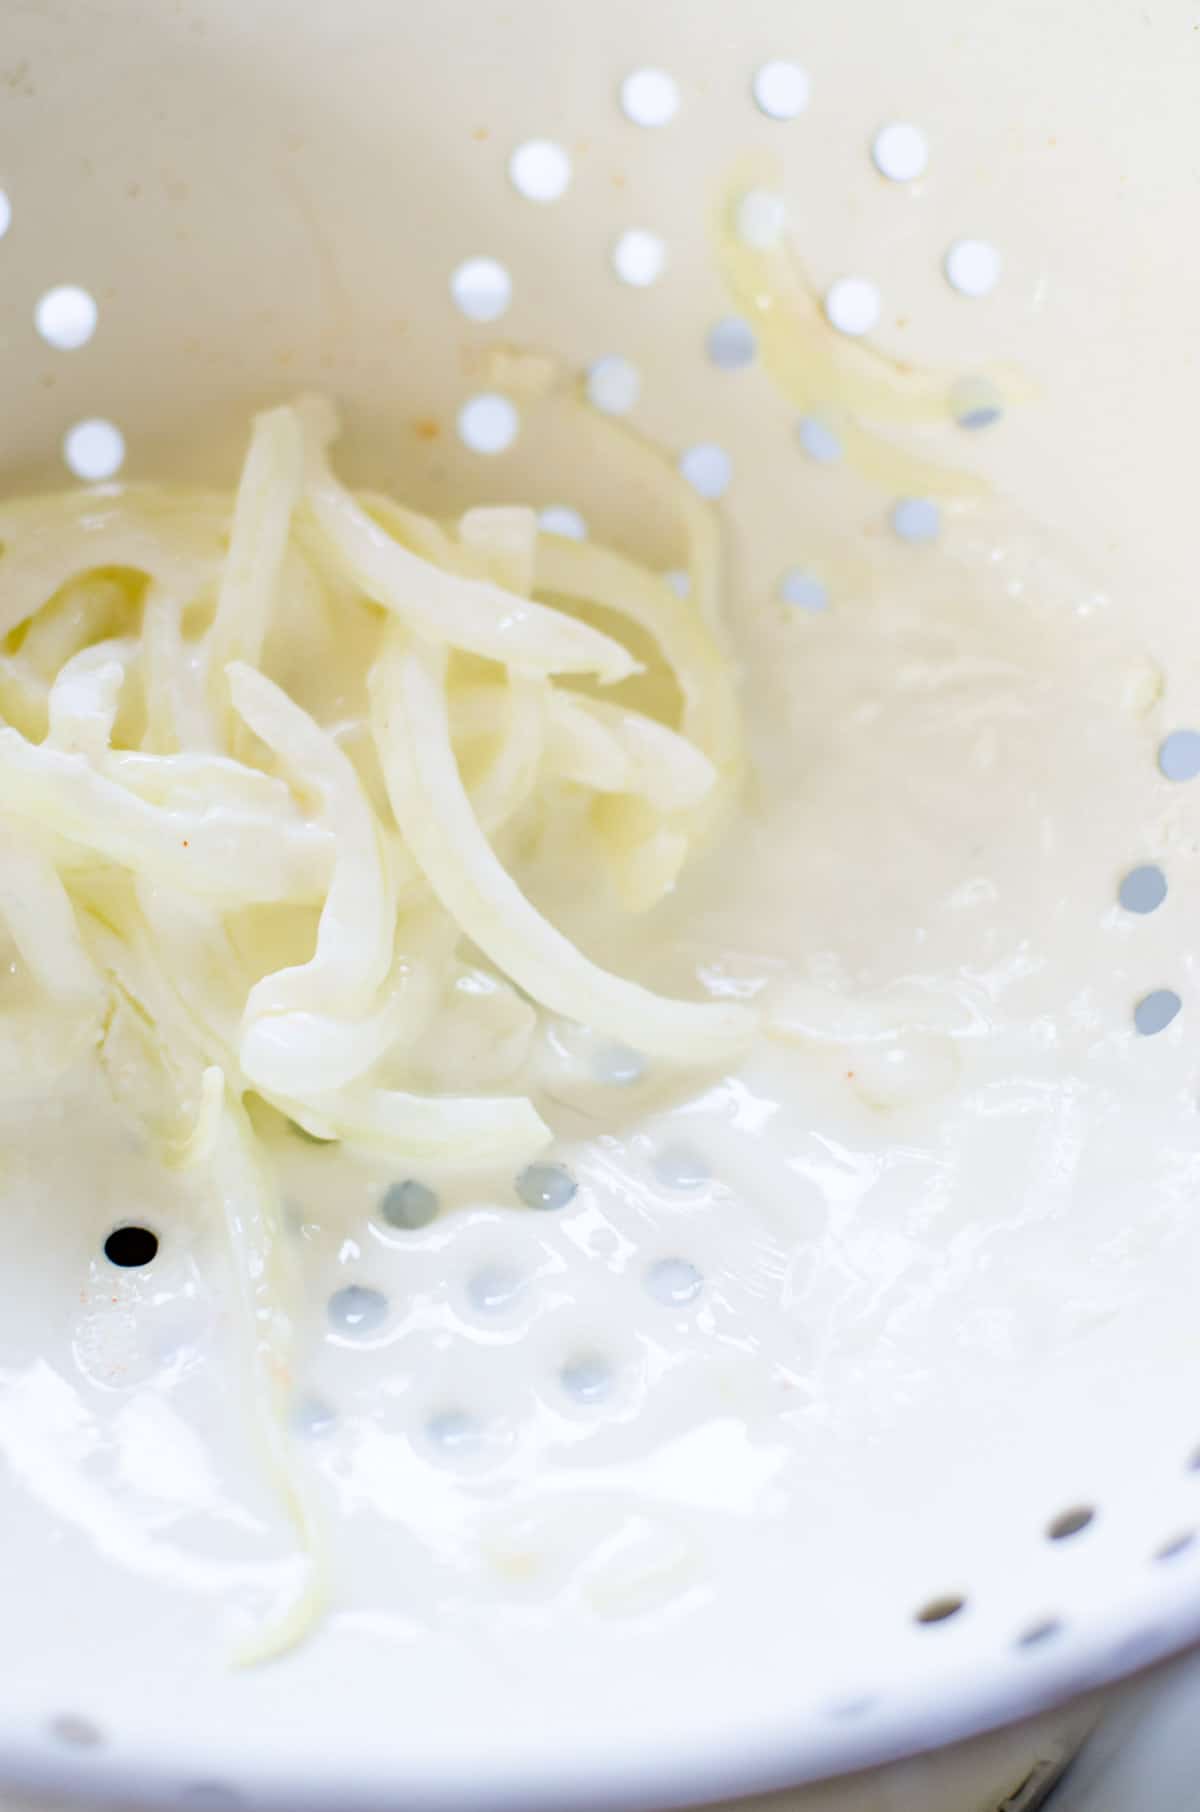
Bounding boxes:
[4,2,1200,1809]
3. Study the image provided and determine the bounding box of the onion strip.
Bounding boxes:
[369,631,752,1063]
[297,399,638,681]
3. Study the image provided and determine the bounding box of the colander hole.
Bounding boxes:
[49,1714,102,1749]
[915,1594,966,1626]
[516,1162,577,1211]
[560,1352,613,1402]
[508,139,571,203]
[537,506,588,540]
[457,394,519,456]
[63,418,125,481]
[645,1256,704,1306]
[327,1284,389,1337]
[426,1408,482,1456]
[824,278,881,337]
[1157,730,1200,782]
[664,570,691,598]
[679,444,732,500]
[379,1178,439,1230]
[736,188,787,249]
[34,284,98,349]
[706,317,757,369]
[1133,989,1182,1037]
[103,1225,158,1268]
[956,406,1003,432]
[1118,865,1168,914]
[797,416,843,463]
[751,60,811,121]
[1155,1531,1196,1563]
[891,497,941,543]
[1046,1505,1095,1541]
[449,257,512,323]
[871,122,929,183]
[467,1264,524,1313]
[612,229,668,288]
[619,68,680,128]
[0,191,11,239]
[1016,1619,1062,1649]
[950,376,1004,431]
[652,1145,710,1189]
[944,238,1002,298]
[292,1395,337,1438]
[586,356,641,416]
[780,570,829,613]
[593,1042,645,1084]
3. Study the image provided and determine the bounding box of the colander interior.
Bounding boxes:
[2,3,1200,1808]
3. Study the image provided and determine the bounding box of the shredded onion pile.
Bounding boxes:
[0,396,750,1655]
